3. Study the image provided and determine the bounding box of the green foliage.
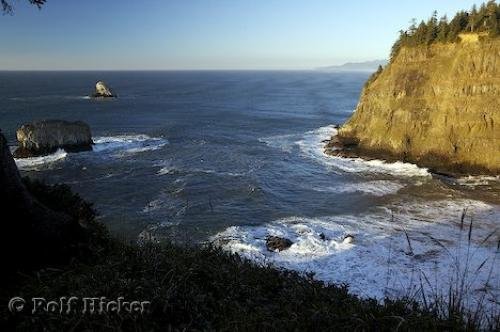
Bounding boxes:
[391,1,500,60]
[1,242,484,331]
[21,178,113,261]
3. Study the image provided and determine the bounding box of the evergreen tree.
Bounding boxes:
[486,0,500,35]
[425,11,439,44]
[388,2,499,62]
[414,20,428,45]
[436,16,449,42]
[468,5,479,32]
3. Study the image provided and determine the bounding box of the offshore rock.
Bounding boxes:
[92,80,116,98]
[13,120,93,158]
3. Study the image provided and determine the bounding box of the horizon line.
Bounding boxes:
[0,68,377,72]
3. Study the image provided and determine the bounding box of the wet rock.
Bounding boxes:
[266,236,293,252]
[319,233,327,241]
[13,120,93,158]
[92,81,116,98]
[342,234,355,244]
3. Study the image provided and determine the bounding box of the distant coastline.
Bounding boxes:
[316,60,387,72]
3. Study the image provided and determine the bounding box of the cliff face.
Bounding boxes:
[333,37,500,175]
[13,120,93,158]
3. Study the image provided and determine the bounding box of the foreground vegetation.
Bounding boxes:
[1,181,496,331]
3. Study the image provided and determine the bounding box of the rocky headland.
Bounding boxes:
[327,36,500,176]
[13,120,93,158]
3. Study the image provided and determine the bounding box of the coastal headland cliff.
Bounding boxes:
[328,35,500,175]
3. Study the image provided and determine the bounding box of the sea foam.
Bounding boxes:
[261,125,430,177]
[297,125,430,177]
[93,134,168,157]
[15,149,67,170]
[212,198,500,313]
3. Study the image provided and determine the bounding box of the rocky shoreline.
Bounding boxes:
[323,134,497,178]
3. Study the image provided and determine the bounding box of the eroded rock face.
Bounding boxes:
[92,81,115,98]
[13,120,93,158]
[331,39,500,176]
[266,236,293,252]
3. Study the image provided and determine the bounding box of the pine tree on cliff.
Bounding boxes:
[448,11,469,41]
[414,21,428,45]
[389,2,500,64]
[468,5,479,32]
[486,0,500,35]
[425,11,439,44]
[436,15,450,42]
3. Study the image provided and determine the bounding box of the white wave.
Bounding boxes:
[93,134,168,156]
[312,180,405,197]
[15,149,67,170]
[155,162,245,177]
[456,175,500,187]
[260,125,429,177]
[212,199,500,313]
[157,166,176,175]
[191,168,246,177]
[297,125,430,177]
[259,133,300,153]
[142,198,166,213]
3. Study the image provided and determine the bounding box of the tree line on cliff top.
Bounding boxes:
[391,1,500,60]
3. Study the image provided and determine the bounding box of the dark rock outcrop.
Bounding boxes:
[92,81,116,98]
[266,236,293,252]
[13,120,93,158]
[0,130,84,274]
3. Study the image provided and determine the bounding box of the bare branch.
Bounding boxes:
[2,0,46,14]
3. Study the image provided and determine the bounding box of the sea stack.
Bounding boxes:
[13,120,93,158]
[92,81,116,98]
[328,36,500,176]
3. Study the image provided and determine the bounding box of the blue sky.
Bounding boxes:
[0,0,487,70]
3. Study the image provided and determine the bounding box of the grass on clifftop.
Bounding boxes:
[0,181,493,331]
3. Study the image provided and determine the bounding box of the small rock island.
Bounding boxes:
[13,120,93,158]
[92,80,116,98]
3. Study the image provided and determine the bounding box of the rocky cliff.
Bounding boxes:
[329,37,500,175]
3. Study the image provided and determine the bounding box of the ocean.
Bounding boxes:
[1,70,498,310]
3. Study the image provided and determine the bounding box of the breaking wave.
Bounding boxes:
[93,134,168,157]
[261,125,430,177]
[212,198,500,312]
[15,149,67,170]
[311,180,406,197]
